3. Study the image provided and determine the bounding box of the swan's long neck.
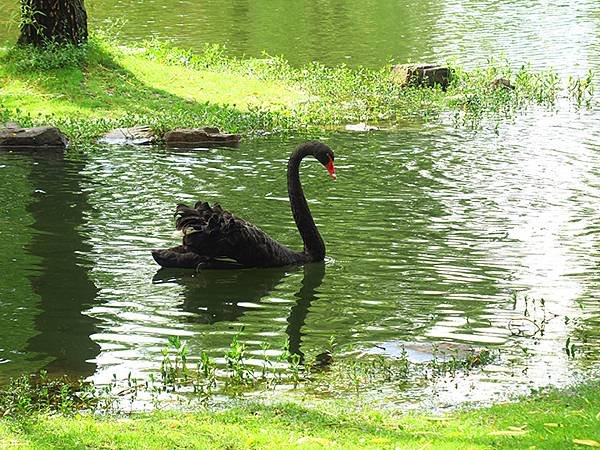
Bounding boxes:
[287,146,325,261]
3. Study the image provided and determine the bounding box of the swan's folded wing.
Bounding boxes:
[174,202,295,266]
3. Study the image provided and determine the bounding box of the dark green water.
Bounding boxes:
[0,0,599,408]
[1,121,599,406]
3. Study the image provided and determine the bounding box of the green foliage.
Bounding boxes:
[0,34,115,72]
[0,335,497,418]
[160,335,189,389]
[153,333,308,399]
[142,39,432,126]
[150,334,498,404]
[448,59,564,127]
[18,1,41,33]
[0,371,97,417]
[142,41,591,130]
[224,334,253,385]
[568,69,595,107]
[0,35,595,145]
[2,41,89,71]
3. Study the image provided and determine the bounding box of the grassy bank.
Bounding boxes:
[0,33,593,144]
[0,381,598,449]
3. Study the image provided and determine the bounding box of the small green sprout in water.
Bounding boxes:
[327,335,337,353]
[225,333,254,386]
[568,70,595,108]
[564,337,577,359]
[0,335,502,414]
[508,293,558,338]
[160,335,190,390]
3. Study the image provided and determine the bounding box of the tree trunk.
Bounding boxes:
[18,0,88,47]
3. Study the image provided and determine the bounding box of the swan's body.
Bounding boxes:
[152,141,336,269]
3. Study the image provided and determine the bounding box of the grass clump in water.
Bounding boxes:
[0,370,97,417]
[0,335,498,416]
[111,334,498,406]
[568,69,595,107]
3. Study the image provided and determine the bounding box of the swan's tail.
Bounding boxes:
[153,201,282,268]
[174,201,237,251]
[151,202,228,268]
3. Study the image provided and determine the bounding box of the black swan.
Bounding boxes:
[151,141,336,269]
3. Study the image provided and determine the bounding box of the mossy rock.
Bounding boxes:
[392,63,452,89]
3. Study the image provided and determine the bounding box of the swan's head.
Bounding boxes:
[308,141,336,181]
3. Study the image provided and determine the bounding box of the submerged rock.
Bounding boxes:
[163,127,241,147]
[0,123,68,149]
[392,63,452,89]
[345,123,380,132]
[100,125,158,145]
[313,351,334,370]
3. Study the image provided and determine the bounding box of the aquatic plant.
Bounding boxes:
[152,332,499,403]
[160,335,189,390]
[0,332,500,416]
[0,371,97,416]
[568,69,595,107]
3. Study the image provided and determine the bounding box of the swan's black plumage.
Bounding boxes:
[152,141,335,269]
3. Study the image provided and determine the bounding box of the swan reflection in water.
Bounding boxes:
[152,262,325,361]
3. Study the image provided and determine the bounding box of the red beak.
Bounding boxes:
[325,157,336,180]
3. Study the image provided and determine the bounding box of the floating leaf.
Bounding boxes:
[543,423,562,428]
[508,425,527,431]
[370,438,391,444]
[489,430,529,436]
[573,439,600,447]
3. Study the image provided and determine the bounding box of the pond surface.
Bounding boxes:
[0,0,599,71]
[1,119,599,406]
[0,0,599,408]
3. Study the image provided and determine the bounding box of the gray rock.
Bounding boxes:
[392,63,452,89]
[164,127,241,147]
[0,124,68,149]
[2,122,21,130]
[100,125,157,145]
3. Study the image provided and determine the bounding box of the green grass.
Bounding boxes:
[0,382,598,449]
[0,36,302,142]
[0,33,593,144]
[0,41,302,117]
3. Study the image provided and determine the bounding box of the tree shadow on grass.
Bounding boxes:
[0,40,289,136]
